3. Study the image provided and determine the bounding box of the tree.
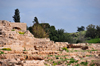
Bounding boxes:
[49,26,58,41]
[63,33,73,43]
[49,28,65,42]
[96,25,100,38]
[57,29,65,42]
[33,17,39,24]
[85,24,96,38]
[49,28,73,42]
[77,26,85,32]
[13,9,20,22]
[28,26,33,34]
[39,23,50,33]
[50,26,55,30]
[32,24,48,38]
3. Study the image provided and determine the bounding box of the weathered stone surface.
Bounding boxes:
[1,20,100,66]
[0,20,69,51]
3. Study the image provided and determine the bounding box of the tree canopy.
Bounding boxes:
[13,9,20,22]
[32,24,48,38]
[85,24,96,38]
[33,17,39,24]
[77,26,85,32]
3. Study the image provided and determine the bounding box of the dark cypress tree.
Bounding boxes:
[13,9,20,22]
[33,17,39,24]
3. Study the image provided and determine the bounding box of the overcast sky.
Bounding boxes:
[0,0,100,33]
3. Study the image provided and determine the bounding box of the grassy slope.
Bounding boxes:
[86,38,100,43]
[67,31,100,43]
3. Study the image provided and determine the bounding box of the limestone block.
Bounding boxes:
[1,20,11,27]
[9,59,18,63]
[4,45,24,51]
[23,51,28,54]
[19,57,25,61]
[24,30,34,37]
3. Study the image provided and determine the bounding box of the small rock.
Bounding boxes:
[9,59,18,63]
[16,58,20,61]
[74,57,80,61]
[20,57,25,61]
[23,51,28,54]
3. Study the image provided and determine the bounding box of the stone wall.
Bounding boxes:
[0,20,69,51]
[0,20,27,31]
[10,22,26,31]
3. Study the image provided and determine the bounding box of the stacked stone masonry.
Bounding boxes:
[0,20,68,51]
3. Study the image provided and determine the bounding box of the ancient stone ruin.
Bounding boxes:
[0,20,68,51]
[0,20,100,66]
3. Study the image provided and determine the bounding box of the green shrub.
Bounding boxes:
[55,55,60,58]
[80,61,88,65]
[62,47,68,51]
[53,61,57,66]
[74,50,78,52]
[18,31,25,34]
[2,48,12,51]
[23,47,27,51]
[50,59,53,61]
[67,63,71,66]
[62,47,69,52]
[48,55,53,57]
[11,29,15,31]
[75,64,80,66]
[0,51,4,54]
[69,58,78,63]
[90,64,95,66]
[58,61,61,64]
[86,55,92,57]
[91,49,97,51]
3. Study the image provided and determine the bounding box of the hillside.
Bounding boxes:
[86,38,100,43]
